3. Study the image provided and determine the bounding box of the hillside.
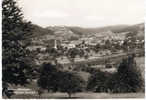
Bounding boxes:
[29,24,54,38]
[69,23,144,35]
[47,26,79,40]
[68,25,129,35]
[68,23,144,39]
[29,23,144,41]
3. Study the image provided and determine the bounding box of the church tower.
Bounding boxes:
[54,39,57,49]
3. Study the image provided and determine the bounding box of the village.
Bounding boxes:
[26,29,144,68]
[2,0,145,98]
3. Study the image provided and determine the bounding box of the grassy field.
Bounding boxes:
[11,92,145,99]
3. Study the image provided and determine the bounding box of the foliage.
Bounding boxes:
[66,48,80,70]
[37,63,60,92]
[46,47,59,57]
[67,48,79,60]
[87,70,111,92]
[58,71,86,98]
[37,63,86,98]
[2,0,33,98]
[86,54,144,93]
[105,55,144,93]
[93,44,100,53]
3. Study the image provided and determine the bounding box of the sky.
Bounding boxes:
[18,0,145,28]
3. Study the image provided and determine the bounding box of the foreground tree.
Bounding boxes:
[58,71,86,98]
[106,54,144,93]
[37,63,60,92]
[2,0,32,98]
[87,69,110,92]
[37,63,86,98]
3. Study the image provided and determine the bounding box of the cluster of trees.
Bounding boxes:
[36,54,144,98]
[37,63,86,98]
[87,54,144,93]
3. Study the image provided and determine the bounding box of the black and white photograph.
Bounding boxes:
[2,0,145,99]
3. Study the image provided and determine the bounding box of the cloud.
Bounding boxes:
[34,10,70,19]
[85,16,105,21]
[18,0,144,27]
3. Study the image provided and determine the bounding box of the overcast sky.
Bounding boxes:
[18,0,144,28]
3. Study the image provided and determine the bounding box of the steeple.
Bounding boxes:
[54,39,57,49]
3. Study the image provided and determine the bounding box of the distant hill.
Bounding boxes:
[114,23,144,33]
[67,25,129,35]
[46,26,79,40]
[68,23,144,39]
[29,23,144,41]
[29,24,54,38]
[69,23,144,35]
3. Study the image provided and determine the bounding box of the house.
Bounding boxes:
[61,43,76,49]
[27,45,46,52]
[67,44,76,49]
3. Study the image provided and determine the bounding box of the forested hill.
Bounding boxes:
[29,23,144,40]
[68,23,144,35]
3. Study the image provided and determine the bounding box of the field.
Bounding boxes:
[11,92,145,99]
